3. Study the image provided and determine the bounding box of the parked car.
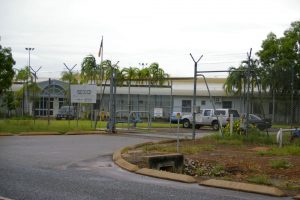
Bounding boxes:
[56,106,76,120]
[170,112,183,123]
[241,113,272,130]
[181,108,240,130]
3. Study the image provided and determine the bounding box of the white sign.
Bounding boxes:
[154,108,163,117]
[71,85,97,103]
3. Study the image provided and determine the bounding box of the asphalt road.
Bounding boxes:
[0,134,291,200]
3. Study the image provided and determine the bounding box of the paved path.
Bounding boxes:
[0,134,290,200]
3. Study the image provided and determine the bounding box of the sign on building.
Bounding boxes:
[154,108,163,118]
[71,85,97,103]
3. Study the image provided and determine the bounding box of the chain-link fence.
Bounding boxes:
[250,95,300,124]
[1,86,299,126]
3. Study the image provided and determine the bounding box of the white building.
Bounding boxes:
[1,77,298,123]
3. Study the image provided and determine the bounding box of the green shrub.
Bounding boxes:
[211,164,225,176]
[269,160,292,169]
[211,130,275,145]
[142,143,214,154]
[247,175,272,185]
[196,167,206,176]
[223,120,243,135]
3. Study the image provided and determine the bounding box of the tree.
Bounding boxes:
[223,66,246,95]
[148,62,169,86]
[1,91,16,117]
[121,67,139,113]
[257,22,300,95]
[60,71,80,84]
[81,55,99,84]
[256,21,300,122]
[0,46,15,95]
[15,67,32,115]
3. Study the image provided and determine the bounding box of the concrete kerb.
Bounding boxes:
[112,140,197,184]
[113,140,288,197]
[293,194,300,199]
[19,131,62,136]
[115,158,139,172]
[65,130,106,135]
[0,133,14,136]
[136,168,196,183]
[0,195,13,200]
[200,179,286,197]
[7,130,107,136]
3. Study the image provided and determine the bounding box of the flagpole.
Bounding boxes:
[101,35,103,62]
[97,36,104,129]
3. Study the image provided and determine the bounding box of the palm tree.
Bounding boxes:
[223,65,247,112]
[97,60,121,116]
[60,71,80,84]
[223,66,246,95]
[81,55,99,84]
[121,67,139,115]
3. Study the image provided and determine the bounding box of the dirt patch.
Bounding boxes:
[123,139,300,196]
[250,146,271,151]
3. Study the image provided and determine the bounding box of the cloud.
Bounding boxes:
[0,0,299,79]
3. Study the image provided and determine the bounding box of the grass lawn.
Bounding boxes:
[0,119,178,134]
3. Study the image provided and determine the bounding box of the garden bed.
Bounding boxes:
[123,134,300,196]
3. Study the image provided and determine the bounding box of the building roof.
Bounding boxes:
[10,77,229,97]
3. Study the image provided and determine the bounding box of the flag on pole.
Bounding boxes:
[98,36,103,58]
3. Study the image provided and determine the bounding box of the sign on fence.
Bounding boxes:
[154,108,163,118]
[71,85,97,103]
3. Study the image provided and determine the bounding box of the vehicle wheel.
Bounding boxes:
[212,121,219,131]
[182,119,190,128]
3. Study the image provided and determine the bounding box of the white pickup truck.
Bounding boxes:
[181,108,240,130]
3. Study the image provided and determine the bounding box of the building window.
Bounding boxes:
[37,97,54,116]
[59,98,64,108]
[182,100,191,112]
[201,100,206,106]
[222,101,232,108]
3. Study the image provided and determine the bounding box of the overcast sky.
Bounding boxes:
[1,0,299,79]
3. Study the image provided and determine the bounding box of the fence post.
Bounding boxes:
[230,114,233,135]
[276,128,283,148]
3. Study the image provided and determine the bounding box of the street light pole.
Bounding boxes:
[25,47,34,115]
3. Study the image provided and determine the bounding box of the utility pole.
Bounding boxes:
[190,53,203,140]
[63,63,77,127]
[246,48,252,136]
[29,66,42,124]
